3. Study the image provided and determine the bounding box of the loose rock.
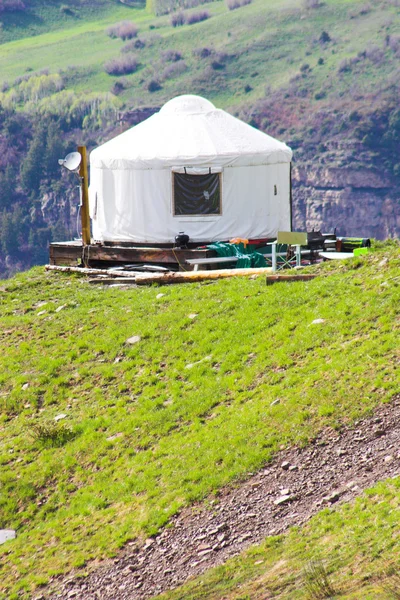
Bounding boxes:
[126,335,141,345]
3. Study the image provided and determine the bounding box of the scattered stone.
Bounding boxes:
[336,448,347,456]
[188,313,198,319]
[270,399,281,406]
[374,428,386,437]
[280,488,290,495]
[311,318,325,325]
[254,560,264,565]
[126,335,141,345]
[22,383,29,390]
[198,548,213,557]
[106,433,123,442]
[289,465,298,471]
[55,304,67,313]
[37,310,47,316]
[156,293,165,299]
[384,455,394,463]
[54,413,67,422]
[185,356,212,369]
[281,461,290,470]
[197,543,212,551]
[274,494,293,506]
[323,491,341,504]
[114,356,123,364]
[0,530,16,545]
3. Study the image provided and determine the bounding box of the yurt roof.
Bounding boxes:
[90,95,292,170]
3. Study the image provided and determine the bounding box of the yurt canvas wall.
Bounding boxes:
[89,95,293,244]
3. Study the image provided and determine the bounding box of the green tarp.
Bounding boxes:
[207,242,267,269]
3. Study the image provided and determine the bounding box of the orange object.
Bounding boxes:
[229,237,249,248]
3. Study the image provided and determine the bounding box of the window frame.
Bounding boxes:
[172,170,223,218]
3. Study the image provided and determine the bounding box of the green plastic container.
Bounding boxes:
[353,247,369,257]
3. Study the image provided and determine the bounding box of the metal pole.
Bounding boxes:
[295,245,301,267]
[272,242,277,272]
[78,146,91,247]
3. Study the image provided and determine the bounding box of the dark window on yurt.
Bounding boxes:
[173,172,221,216]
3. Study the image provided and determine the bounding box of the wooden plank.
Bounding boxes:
[45,265,143,278]
[49,242,216,269]
[135,267,273,285]
[88,245,213,265]
[186,257,239,265]
[49,244,82,266]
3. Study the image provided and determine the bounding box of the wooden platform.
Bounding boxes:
[49,241,216,270]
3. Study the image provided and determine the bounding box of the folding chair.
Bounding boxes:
[268,231,308,272]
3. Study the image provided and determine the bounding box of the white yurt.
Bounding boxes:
[89,95,293,244]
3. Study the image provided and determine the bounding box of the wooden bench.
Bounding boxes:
[186,256,239,271]
[186,252,301,271]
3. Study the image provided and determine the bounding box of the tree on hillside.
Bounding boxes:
[20,123,47,197]
[0,0,26,13]
[0,165,17,210]
[0,206,27,256]
[45,120,65,178]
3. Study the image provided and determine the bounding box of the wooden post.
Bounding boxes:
[78,146,91,246]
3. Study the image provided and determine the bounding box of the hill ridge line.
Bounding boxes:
[47,393,400,600]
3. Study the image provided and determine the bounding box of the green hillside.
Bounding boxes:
[0,0,147,44]
[1,244,399,599]
[1,0,400,110]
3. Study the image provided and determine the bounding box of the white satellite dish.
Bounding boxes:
[58,152,82,172]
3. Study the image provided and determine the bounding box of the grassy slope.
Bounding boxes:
[0,0,146,44]
[0,244,399,599]
[1,0,400,112]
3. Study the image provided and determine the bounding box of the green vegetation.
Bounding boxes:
[1,0,400,110]
[1,245,399,598]
[156,477,400,599]
[0,0,146,44]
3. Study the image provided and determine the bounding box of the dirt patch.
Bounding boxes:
[48,394,400,600]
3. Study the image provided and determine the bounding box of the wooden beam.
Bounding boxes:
[49,244,82,266]
[45,265,142,278]
[78,146,91,247]
[49,242,216,268]
[84,245,213,265]
[134,267,273,285]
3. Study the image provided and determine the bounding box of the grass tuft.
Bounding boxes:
[303,559,339,599]
[29,421,78,448]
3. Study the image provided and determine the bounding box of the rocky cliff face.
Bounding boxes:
[292,165,399,239]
